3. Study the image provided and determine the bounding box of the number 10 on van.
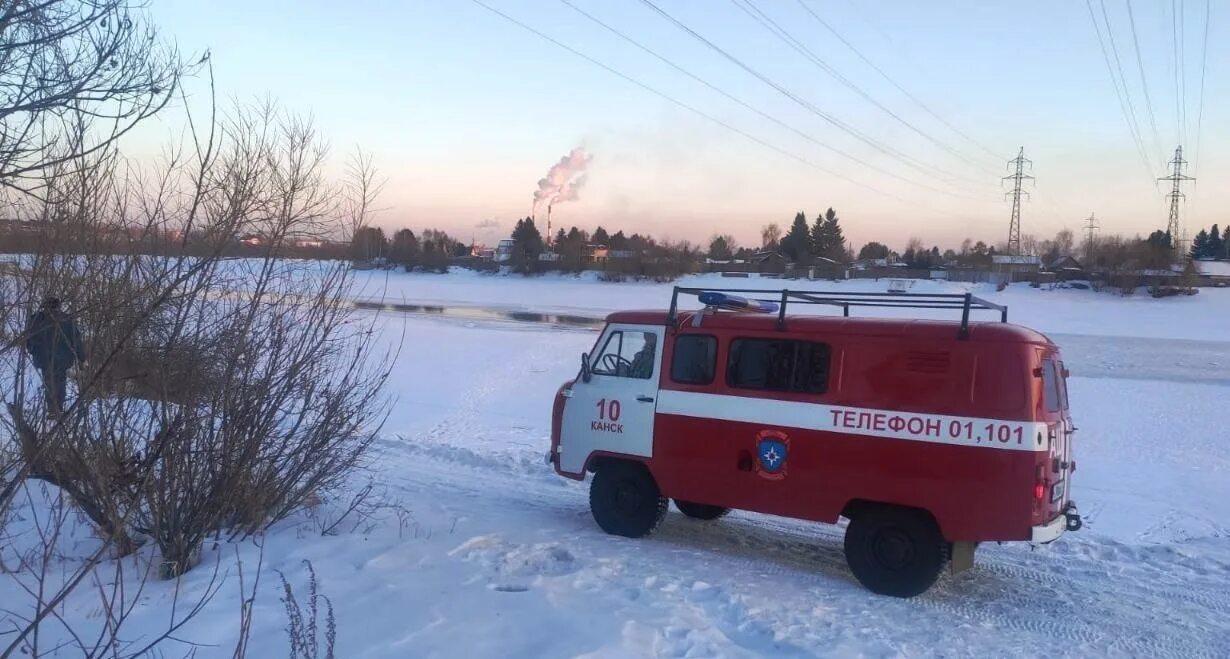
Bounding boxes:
[593,398,623,433]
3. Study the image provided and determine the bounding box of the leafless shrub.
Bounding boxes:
[278,561,336,659]
[0,97,392,654]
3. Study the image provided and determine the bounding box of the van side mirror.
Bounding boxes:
[580,352,592,383]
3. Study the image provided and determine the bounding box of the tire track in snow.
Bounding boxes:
[377,436,1230,657]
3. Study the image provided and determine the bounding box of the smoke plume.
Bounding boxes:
[533,147,592,210]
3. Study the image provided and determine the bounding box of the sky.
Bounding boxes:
[129,0,1228,251]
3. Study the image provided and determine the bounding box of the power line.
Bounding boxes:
[1192,0,1210,177]
[1179,0,1188,144]
[794,0,1002,163]
[1124,0,1165,165]
[635,0,977,194]
[1098,0,1155,176]
[462,0,952,210]
[1172,0,1183,143]
[1085,0,1156,182]
[732,0,1000,184]
[552,0,979,201]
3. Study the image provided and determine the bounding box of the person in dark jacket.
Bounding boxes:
[25,297,86,417]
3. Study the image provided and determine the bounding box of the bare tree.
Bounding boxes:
[0,0,186,200]
[760,223,781,251]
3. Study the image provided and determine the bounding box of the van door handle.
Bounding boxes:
[636,395,655,403]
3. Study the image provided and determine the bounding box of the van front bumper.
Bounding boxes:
[1031,502,1082,543]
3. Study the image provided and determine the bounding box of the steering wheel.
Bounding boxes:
[600,353,633,374]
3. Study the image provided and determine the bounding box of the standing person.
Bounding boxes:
[24,297,86,418]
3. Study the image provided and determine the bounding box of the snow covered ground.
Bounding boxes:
[3,271,1228,657]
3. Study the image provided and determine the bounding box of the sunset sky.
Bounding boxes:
[136,0,1226,251]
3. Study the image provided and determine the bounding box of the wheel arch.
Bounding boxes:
[841,498,949,540]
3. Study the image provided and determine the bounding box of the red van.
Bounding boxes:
[548,287,1081,597]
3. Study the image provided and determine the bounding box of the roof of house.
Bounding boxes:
[992,254,1042,265]
[1196,260,1230,277]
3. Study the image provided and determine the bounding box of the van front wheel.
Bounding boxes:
[843,507,948,598]
[589,461,668,538]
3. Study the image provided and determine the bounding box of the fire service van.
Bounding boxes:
[548,287,1082,597]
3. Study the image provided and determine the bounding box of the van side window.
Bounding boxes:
[671,335,717,385]
[591,330,657,379]
[1041,360,1063,412]
[727,338,830,394]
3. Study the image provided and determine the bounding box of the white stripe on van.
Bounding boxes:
[656,390,1050,452]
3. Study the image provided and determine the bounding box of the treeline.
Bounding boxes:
[339,207,1227,279]
[508,217,703,279]
[350,226,468,272]
[710,208,848,263]
[1190,224,1229,260]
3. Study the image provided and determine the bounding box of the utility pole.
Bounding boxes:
[1003,147,1034,256]
[1082,213,1100,265]
[1158,145,1194,263]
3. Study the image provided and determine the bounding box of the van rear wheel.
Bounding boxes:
[843,506,948,598]
[674,499,730,521]
[589,461,668,538]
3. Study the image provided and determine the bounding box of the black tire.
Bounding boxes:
[843,506,949,598]
[674,499,730,521]
[589,461,668,538]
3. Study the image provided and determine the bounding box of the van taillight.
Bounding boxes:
[1034,465,1047,503]
[1034,483,1046,501]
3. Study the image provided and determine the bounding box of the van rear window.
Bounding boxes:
[671,335,717,385]
[1041,360,1066,412]
[727,338,830,394]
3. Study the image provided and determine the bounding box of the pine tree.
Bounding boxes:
[809,214,824,256]
[811,208,845,261]
[609,230,629,250]
[592,226,610,245]
[511,217,544,271]
[1190,229,1209,259]
[1207,224,1223,260]
[782,211,810,262]
[1223,225,1230,259]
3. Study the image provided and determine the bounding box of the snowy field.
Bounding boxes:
[3,270,1229,657]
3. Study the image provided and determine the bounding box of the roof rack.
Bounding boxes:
[667,287,1008,340]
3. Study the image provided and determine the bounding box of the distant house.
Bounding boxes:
[494,239,515,263]
[537,252,562,262]
[585,244,610,263]
[807,256,847,280]
[470,243,496,260]
[1196,259,1230,282]
[750,251,787,274]
[852,258,889,270]
[1045,255,1086,281]
[1045,255,1083,271]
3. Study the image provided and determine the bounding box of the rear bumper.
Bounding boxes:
[1030,514,1066,543]
[1031,502,1082,543]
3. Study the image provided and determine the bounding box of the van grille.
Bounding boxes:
[905,351,951,374]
